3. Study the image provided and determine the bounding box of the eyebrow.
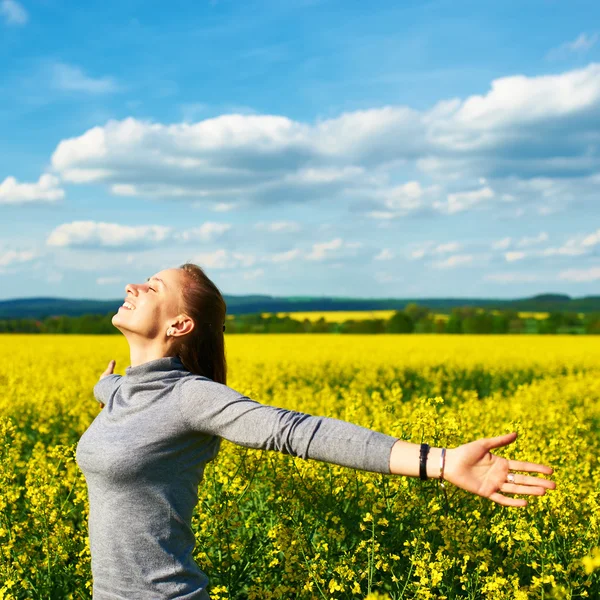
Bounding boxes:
[147,276,167,289]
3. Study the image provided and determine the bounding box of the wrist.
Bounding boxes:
[426,447,444,479]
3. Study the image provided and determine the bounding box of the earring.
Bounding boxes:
[167,328,173,336]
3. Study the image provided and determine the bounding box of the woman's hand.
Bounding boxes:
[444,432,556,507]
[97,359,116,408]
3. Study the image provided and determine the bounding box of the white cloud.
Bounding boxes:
[175,222,231,242]
[505,251,526,262]
[516,232,549,248]
[409,241,462,259]
[374,249,394,261]
[547,33,599,60]
[540,236,590,257]
[492,237,511,250]
[433,186,494,214]
[45,220,236,248]
[254,220,301,233]
[0,174,64,204]
[50,62,118,94]
[306,238,343,261]
[581,228,600,248]
[16,61,595,220]
[192,249,256,269]
[269,248,302,263]
[558,266,600,282]
[431,254,474,269]
[483,272,543,283]
[46,221,172,248]
[211,202,237,212]
[1,0,28,25]
[0,248,37,267]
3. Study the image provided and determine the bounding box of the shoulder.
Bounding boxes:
[178,374,248,404]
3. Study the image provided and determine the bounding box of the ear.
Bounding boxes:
[172,315,195,336]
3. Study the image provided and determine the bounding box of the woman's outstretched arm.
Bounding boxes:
[390,432,556,507]
[178,377,556,507]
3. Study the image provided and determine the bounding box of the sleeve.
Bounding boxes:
[178,377,399,474]
[93,374,122,405]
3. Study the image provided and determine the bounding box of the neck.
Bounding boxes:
[127,341,177,369]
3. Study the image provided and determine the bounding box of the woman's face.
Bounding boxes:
[112,268,190,340]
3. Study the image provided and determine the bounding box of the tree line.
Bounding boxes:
[0,303,598,334]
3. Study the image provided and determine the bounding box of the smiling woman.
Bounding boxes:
[112,264,227,382]
[75,262,556,600]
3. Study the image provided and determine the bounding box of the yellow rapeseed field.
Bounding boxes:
[0,334,599,599]
[261,311,562,323]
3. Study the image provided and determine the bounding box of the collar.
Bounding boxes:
[124,356,188,383]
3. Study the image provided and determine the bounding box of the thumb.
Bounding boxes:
[482,431,518,451]
[100,359,116,379]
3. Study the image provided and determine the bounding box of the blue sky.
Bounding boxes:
[1,0,599,301]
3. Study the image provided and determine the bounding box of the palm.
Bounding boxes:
[444,432,556,507]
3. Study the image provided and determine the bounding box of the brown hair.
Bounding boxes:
[176,262,227,385]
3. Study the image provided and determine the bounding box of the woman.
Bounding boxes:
[75,262,556,600]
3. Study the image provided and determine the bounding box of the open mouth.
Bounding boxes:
[120,301,135,310]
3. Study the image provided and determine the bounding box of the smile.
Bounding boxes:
[121,301,136,310]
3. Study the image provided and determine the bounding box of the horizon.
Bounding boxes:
[0,291,590,305]
[1,0,599,300]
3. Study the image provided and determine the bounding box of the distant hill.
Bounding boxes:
[0,293,599,319]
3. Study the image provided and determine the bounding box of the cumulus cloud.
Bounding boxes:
[430,254,474,269]
[558,266,600,282]
[533,227,600,260]
[581,228,600,248]
[490,227,598,262]
[515,232,549,247]
[0,248,37,267]
[433,186,495,214]
[483,272,544,283]
[269,248,302,263]
[547,33,599,61]
[374,249,394,261]
[1,0,27,25]
[191,249,256,269]
[254,220,301,233]
[8,61,591,220]
[174,222,232,242]
[306,238,344,261]
[410,241,462,259]
[366,181,440,219]
[50,62,119,94]
[0,174,64,204]
[45,220,231,249]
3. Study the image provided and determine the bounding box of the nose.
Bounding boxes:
[125,283,139,296]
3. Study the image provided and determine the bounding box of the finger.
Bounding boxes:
[483,431,518,450]
[500,483,548,496]
[508,473,557,489]
[488,492,528,507]
[102,359,116,376]
[508,459,553,475]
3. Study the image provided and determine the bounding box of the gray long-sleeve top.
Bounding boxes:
[75,356,399,599]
